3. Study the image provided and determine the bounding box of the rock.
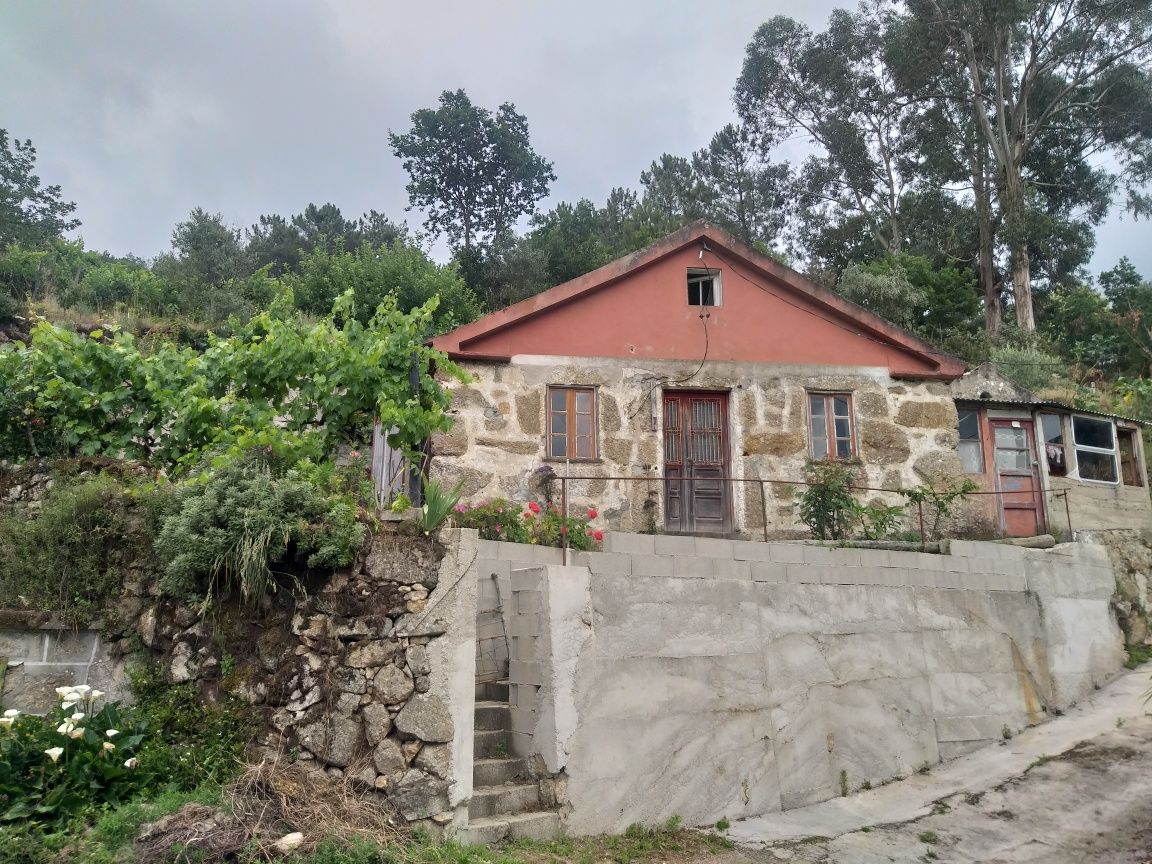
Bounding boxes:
[474,437,539,456]
[430,423,469,457]
[431,811,453,825]
[333,667,367,694]
[389,769,450,822]
[138,607,159,648]
[413,743,450,779]
[393,615,447,638]
[272,832,305,855]
[372,738,406,776]
[362,704,393,746]
[292,614,331,639]
[169,642,194,683]
[743,430,806,457]
[405,597,427,614]
[393,694,453,743]
[286,687,322,713]
[296,716,363,768]
[856,390,890,419]
[913,451,964,485]
[414,675,431,694]
[860,420,912,465]
[373,664,415,704]
[364,540,430,586]
[515,391,542,436]
[336,693,361,716]
[346,639,401,669]
[402,739,422,763]
[351,763,378,790]
[896,400,955,429]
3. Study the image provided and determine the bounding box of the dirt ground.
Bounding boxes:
[706,715,1152,864]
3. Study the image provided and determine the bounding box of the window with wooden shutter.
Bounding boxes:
[808,393,856,460]
[547,386,598,460]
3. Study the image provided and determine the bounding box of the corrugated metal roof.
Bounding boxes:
[955,396,1150,426]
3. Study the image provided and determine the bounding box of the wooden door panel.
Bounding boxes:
[990,419,1044,536]
[663,392,731,534]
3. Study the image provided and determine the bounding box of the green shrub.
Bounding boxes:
[798,461,858,540]
[416,477,463,535]
[0,686,147,826]
[154,452,367,604]
[0,474,156,622]
[454,499,603,550]
[125,663,254,791]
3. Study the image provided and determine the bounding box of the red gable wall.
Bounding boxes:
[450,246,942,377]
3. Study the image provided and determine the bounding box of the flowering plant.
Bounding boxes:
[454,498,603,550]
[0,685,147,824]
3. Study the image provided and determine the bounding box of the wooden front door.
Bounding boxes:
[990,418,1045,536]
[663,391,731,534]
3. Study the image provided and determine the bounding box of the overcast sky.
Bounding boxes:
[1,1,1147,277]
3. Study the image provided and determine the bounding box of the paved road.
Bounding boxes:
[719,665,1152,863]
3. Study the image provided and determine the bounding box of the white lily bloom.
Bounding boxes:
[61,701,78,712]
[105,729,119,738]
[72,685,91,695]
[70,713,85,723]
[54,686,75,698]
[68,728,84,740]
[3,709,19,718]
[89,690,104,701]
[123,757,138,769]
[56,722,73,735]
[45,747,64,763]
[102,741,115,752]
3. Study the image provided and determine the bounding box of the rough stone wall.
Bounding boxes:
[0,526,479,833]
[432,357,965,539]
[481,532,1123,834]
[1081,529,1152,645]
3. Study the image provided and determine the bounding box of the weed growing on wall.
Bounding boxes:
[799,461,858,540]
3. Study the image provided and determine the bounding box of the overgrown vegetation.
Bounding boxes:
[453,499,604,550]
[0,473,159,622]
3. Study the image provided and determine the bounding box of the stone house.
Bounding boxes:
[952,364,1152,535]
[428,222,976,539]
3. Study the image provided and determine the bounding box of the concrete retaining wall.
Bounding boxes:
[0,623,130,713]
[472,531,1125,834]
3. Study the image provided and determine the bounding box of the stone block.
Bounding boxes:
[653,535,696,557]
[513,591,539,615]
[928,671,1028,720]
[767,544,806,564]
[602,533,655,556]
[510,567,545,593]
[934,714,1011,743]
[712,559,752,581]
[671,556,714,579]
[508,659,542,685]
[732,540,774,562]
[629,554,671,578]
[695,537,734,559]
[570,551,631,576]
[751,562,787,583]
[510,706,537,736]
[801,545,834,564]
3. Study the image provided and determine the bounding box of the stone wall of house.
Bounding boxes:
[0,526,480,833]
[431,357,969,539]
[476,531,1124,835]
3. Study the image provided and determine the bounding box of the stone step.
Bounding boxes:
[474,728,511,759]
[475,680,509,702]
[468,782,541,819]
[475,700,511,732]
[473,757,527,787]
[455,811,561,845]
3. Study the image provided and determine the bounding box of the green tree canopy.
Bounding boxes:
[0,130,80,249]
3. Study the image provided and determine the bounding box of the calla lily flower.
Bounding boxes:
[44,747,64,763]
[3,709,19,718]
[54,686,75,697]
[102,741,115,752]
[105,729,120,738]
[124,757,138,769]
[70,713,85,723]
[61,701,78,712]
[68,728,84,740]
[88,690,104,700]
[56,721,73,735]
[0,718,14,729]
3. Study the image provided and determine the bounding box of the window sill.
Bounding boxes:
[543,457,603,465]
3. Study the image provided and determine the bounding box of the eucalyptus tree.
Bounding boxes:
[0,130,80,248]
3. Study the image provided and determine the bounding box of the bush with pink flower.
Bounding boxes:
[453,498,603,549]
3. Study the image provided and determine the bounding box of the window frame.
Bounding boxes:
[687,268,722,307]
[546,385,599,461]
[957,407,984,474]
[1038,412,1068,478]
[1071,414,1119,485]
[806,392,857,461]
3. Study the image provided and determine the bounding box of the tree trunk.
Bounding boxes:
[1011,245,1034,330]
[1002,168,1035,331]
[971,126,1000,334]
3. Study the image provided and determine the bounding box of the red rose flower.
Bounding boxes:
[523,511,534,519]
[587,507,598,519]
[592,530,604,542]
[528,501,541,513]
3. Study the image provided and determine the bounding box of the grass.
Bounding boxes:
[1124,642,1152,669]
[506,817,733,864]
[917,830,939,844]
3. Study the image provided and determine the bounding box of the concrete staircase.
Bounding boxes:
[455,680,560,845]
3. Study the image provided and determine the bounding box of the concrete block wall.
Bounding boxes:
[506,567,545,758]
[0,625,128,713]
[466,531,1126,835]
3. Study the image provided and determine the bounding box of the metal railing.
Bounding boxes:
[550,471,1074,548]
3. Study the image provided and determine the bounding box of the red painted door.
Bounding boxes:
[990,419,1045,537]
[663,392,731,534]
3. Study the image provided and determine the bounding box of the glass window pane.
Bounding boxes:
[959,440,983,473]
[995,426,1026,449]
[550,434,566,458]
[811,435,828,460]
[809,395,826,416]
[576,414,591,437]
[836,438,852,458]
[1077,449,1118,482]
[834,418,850,439]
[576,436,592,458]
[1040,414,1064,445]
[833,396,849,417]
[575,390,591,413]
[1073,416,1113,449]
[958,410,980,442]
[550,413,567,434]
[996,448,1030,471]
[550,389,567,412]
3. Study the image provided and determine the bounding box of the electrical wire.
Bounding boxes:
[626,309,711,423]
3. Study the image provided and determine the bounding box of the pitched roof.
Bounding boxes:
[432,221,966,379]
